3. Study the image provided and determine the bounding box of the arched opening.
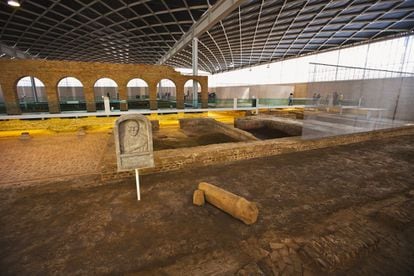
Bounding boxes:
[57,77,86,112]
[127,78,149,109]
[0,84,5,114]
[16,76,49,113]
[157,79,176,109]
[94,78,119,111]
[184,79,201,108]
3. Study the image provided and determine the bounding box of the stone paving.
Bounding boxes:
[0,133,110,187]
[236,193,414,276]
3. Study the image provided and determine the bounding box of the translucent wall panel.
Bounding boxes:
[157,79,176,99]
[94,78,118,101]
[127,78,149,100]
[303,63,414,139]
[209,35,414,87]
[184,80,201,98]
[16,76,47,102]
[57,77,84,101]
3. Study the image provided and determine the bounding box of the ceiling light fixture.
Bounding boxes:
[7,0,20,7]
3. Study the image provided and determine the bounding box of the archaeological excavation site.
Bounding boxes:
[1,107,414,275]
[1,1,414,275]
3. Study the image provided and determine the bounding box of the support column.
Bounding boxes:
[44,81,61,114]
[192,38,199,108]
[148,82,158,110]
[84,85,96,112]
[201,82,208,108]
[1,81,21,115]
[176,82,184,109]
[118,85,128,111]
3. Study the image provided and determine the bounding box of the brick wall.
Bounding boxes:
[100,125,414,181]
[0,59,208,115]
[179,118,258,141]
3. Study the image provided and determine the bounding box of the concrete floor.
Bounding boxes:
[0,134,414,275]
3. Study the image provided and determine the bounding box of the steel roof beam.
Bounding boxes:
[0,43,33,59]
[158,0,248,65]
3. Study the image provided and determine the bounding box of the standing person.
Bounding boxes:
[333,91,339,106]
[288,93,293,106]
[325,94,330,105]
[316,93,321,105]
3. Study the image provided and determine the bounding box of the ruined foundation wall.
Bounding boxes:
[179,118,258,141]
[235,116,303,136]
[145,126,414,174]
[101,126,414,180]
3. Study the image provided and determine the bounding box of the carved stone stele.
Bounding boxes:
[114,114,154,171]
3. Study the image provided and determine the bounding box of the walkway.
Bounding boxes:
[0,133,110,187]
[0,105,305,120]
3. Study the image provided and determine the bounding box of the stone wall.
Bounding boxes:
[179,118,258,141]
[101,125,414,181]
[235,115,303,136]
[0,59,208,115]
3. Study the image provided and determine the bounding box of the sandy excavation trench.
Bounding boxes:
[151,114,303,151]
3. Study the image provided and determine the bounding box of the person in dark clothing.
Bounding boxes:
[288,93,293,106]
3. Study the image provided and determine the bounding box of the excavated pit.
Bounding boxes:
[151,117,258,150]
[234,115,303,140]
[243,126,293,140]
[153,129,240,150]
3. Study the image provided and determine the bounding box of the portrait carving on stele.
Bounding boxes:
[119,119,149,154]
[114,114,154,171]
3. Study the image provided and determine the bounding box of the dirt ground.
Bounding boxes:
[0,134,414,275]
[153,126,239,150]
[244,126,293,139]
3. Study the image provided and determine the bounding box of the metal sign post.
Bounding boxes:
[135,169,140,201]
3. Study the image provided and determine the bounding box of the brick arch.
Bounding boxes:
[182,78,201,108]
[14,75,52,113]
[155,78,178,109]
[14,74,45,87]
[155,77,177,88]
[93,77,119,111]
[56,76,87,112]
[125,78,151,110]
[0,59,209,114]
[183,77,208,108]
[92,76,119,87]
[183,78,202,87]
[56,76,84,87]
[126,77,150,87]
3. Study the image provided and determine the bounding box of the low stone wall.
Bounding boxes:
[179,118,258,141]
[235,115,302,136]
[101,125,414,181]
[151,120,159,130]
[142,126,414,174]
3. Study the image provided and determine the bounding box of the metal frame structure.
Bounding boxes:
[166,0,414,73]
[1,0,414,74]
[0,0,217,63]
